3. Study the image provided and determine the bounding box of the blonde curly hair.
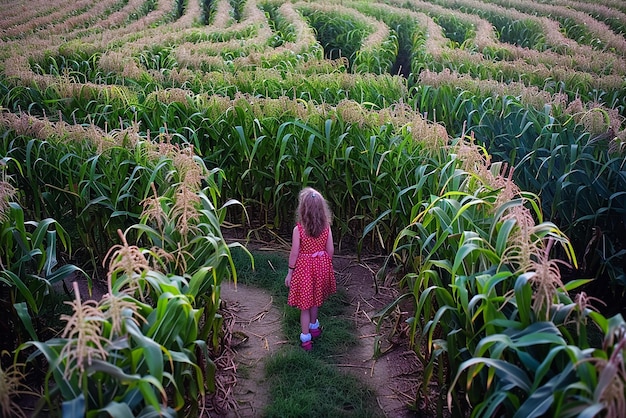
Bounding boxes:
[296,187,332,238]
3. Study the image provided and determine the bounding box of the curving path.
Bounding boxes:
[215,254,420,417]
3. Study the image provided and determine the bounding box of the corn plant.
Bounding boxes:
[175,0,185,19]
[433,14,476,48]
[297,5,370,68]
[2,61,409,119]
[19,270,197,416]
[411,81,626,304]
[0,155,85,346]
[0,353,35,418]
[424,0,546,50]
[484,0,612,51]
[1,114,224,276]
[137,46,178,74]
[0,200,85,344]
[183,25,257,43]
[260,1,297,48]
[1,1,626,416]
[347,0,428,79]
[4,137,106,270]
[449,304,626,417]
[125,0,154,23]
[228,0,245,23]
[200,0,217,25]
[29,52,120,85]
[374,132,626,416]
[375,134,590,413]
[353,31,399,75]
[128,144,251,344]
[16,146,247,416]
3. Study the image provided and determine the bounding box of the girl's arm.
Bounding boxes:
[325,227,334,258]
[285,226,300,287]
[288,226,300,267]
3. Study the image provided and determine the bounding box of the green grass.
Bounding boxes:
[264,348,382,418]
[230,247,383,417]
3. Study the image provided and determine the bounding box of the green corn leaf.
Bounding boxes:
[14,301,38,341]
[475,334,511,359]
[514,274,533,326]
[513,364,576,418]
[187,266,212,298]
[362,209,391,239]
[562,278,593,292]
[137,379,163,412]
[533,346,572,390]
[136,405,177,418]
[8,202,28,244]
[508,321,560,338]
[494,219,517,256]
[451,275,470,315]
[452,242,478,277]
[46,264,87,285]
[517,350,540,374]
[95,402,134,418]
[577,404,606,418]
[126,320,164,381]
[425,303,456,351]
[87,359,142,383]
[471,391,509,418]
[476,270,513,295]
[513,331,565,347]
[21,339,79,398]
[375,292,414,333]
[449,357,531,408]
[195,339,216,393]
[415,285,437,324]
[1,270,38,313]
[168,349,206,396]
[62,394,85,418]
[486,358,532,392]
[29,219,57,255]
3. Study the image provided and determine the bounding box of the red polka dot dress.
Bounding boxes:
[287,223,336,310]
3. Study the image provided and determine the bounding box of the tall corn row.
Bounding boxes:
[0,111,246,415]
[377,135,625,416]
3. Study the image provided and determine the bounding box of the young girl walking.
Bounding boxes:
[285,187,336,351]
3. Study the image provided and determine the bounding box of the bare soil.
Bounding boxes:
[215,280,285,417]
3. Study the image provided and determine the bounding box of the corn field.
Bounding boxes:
[0,0,625,416]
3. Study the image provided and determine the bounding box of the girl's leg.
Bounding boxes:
[309,306,321,338]
[300,308,311,335]
[310,306,319,325]
[300,309,313,350]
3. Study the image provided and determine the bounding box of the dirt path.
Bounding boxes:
[333,256,419,418]
[215,253,418,417]
[218,280,285,417]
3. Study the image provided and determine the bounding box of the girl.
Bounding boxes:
[285,187,336,351]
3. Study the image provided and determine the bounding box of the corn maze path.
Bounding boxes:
[218,253,419,418]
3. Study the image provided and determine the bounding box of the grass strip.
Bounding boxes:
[231,247,384,418]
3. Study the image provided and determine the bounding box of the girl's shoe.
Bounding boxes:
[310,328,322,338]
[301,340,313,351]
